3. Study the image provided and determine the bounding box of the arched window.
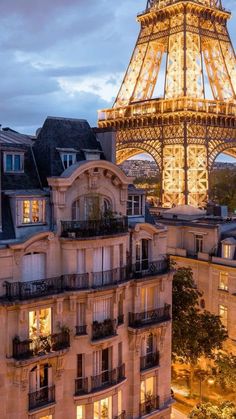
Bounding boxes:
[72,199,80,221]
[103,198,112,215]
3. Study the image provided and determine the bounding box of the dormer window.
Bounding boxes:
[17,198,46,225]
[4,152,24,173]
[127,195,143,216]
[221,238,236,260]
[62,153,76,169]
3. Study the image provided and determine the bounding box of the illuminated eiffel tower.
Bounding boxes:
[98,0,236,208]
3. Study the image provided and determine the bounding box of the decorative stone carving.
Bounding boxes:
[14,250,23,265]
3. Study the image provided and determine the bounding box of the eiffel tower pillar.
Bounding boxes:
[98,0,236,208]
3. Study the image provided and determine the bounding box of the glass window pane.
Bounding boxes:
[32,200,40,222]
[77,406,84,419]
[14,155,21,171]
[6,155,13,171]
[23,201,30,223]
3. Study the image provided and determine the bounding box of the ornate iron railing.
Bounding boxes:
[13,331,70,360]
[92,267,128,288]
[140,352,159,371]
[92,319,117,341]
[139,395,160,417]
[131,259,169,279]
[98,97,236,122]
[61,217,128,238]
[91,364,125,391]
[75,325,87,336]
[75,377,89,395]
[4,273,89,301]
[28,385,55,411]
[129,305,171,328]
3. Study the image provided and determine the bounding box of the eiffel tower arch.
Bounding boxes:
[98,0,236,208]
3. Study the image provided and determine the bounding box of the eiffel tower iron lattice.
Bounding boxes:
[97,0,236,208]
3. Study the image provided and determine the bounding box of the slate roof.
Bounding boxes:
[33,116,103,186]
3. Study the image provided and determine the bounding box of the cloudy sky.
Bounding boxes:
[0,0,236,160]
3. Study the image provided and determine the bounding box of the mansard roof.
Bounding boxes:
[33,116,103,186]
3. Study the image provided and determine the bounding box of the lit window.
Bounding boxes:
[61,153,76,169]
[40,415,52,419]
[127,195,143,216]
[223,244,232,259]
[195,235,203,253]
[94,397,112,419]
[4,152,24,172]
[219,304,228,327]
[219,272,228,291]
[77,405,85,419]
[140,376,154,403]
[29,308,51,340]
[118,391,123,417]
[17,199,45,225]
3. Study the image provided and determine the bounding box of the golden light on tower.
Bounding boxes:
[98,0,236,208]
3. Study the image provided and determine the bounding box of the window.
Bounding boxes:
[118,342,123,367]
[146,333,154,354]
[127,195,143,216]
[140,377,154,403]
[118,391,123,417]
[17,199,45,225]
[85,196,100,220]
[77,302,86,327]
[93,298,111,322]
[219,304,228,327]
[195,235,203,253]
[72,200,80,220]
[77,354,84,378]
[103,198,112,215]
[141,287,157,312]
[4,152,24,172]
[40,416,52,419]
[77,406,85,419]
[136,239,149,271]
[61,153,76,169]
[219,272,228,291]
[29,364,52,393]
[29,308,51,340]
[93,348,111,377]
[94,397,112,419]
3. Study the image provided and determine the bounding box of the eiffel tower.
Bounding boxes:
[98,0,236,208]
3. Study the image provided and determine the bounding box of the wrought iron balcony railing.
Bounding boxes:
[28,385,55,411]
[92,266,128,288]
[75,325,87,336]
[92,319,117,341]
[61,217,128,238]
[139,395,160,417]
[13,331,70,360]
[4,273,89,301]
[129,305,171,328]
[140,351,160,371]
[131,259,169,279]
[91,364,125,392]
[74,377,89,396]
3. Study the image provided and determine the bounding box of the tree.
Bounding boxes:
[172,267,228,393]
[189,401,236,418]
[209,168,236,212]
[214,352,236,391]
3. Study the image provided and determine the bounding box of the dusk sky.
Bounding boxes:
[0,0,236,161]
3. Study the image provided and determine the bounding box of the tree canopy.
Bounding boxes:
[214,352,236,391]
[172,267,227,365]
[189,401,236,418]
[209,168,236,212]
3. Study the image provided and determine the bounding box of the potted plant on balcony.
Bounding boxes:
[145,391,154,414]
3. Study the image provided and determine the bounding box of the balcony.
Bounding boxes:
[61,217,128,239]
[131,259,169,280]
[4,273,89,301]
[75,325,87,336]
[140,352,159,371]
[129,305,171,329]
[92,266,128,288]
[92,319,117,341]
[29,385,55,411]
[91,364,125,392]
[139,395,160,417]
[75,377,89,396]
[13,331,70,360]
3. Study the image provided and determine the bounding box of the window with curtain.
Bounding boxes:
[94,397,112,419]
[29,308,51,340]
[140,376,154,403]
[93,298,111,322]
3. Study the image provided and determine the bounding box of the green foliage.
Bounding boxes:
[214,352,236,391]
[172,267,227,364]
[189,401,236,418]
[209,168,236,212]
